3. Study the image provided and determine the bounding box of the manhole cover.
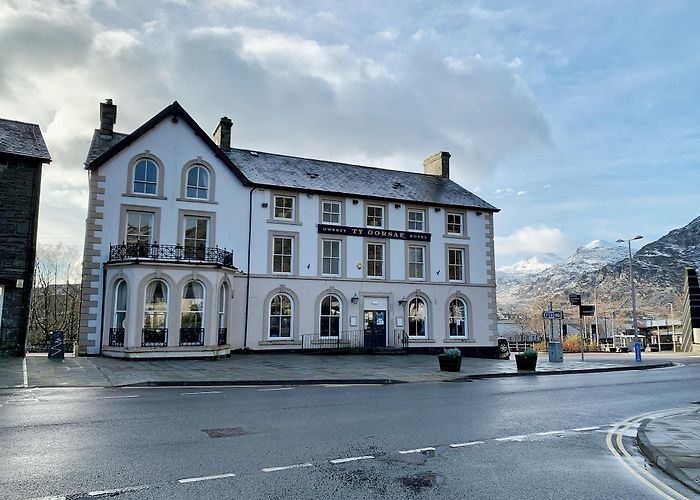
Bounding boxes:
[202,427,249,438]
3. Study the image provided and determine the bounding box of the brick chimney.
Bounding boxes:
[99,99,117,136]
[423,151,451,179]
[213,116,233,151]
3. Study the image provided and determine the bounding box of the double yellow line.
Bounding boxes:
[606,408,690,499]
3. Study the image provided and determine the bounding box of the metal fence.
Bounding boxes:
[301,329,364,352]
[109,243,234,268]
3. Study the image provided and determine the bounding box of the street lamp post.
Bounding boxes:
[668,303,676,352]
[616,235,643,362]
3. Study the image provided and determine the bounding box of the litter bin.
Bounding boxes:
[548,342,563,363]
[48,330,65,360]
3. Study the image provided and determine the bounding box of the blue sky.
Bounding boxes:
[1,0,697,266]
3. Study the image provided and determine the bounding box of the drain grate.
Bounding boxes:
[202,427,249,438]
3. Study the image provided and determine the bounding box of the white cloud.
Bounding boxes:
[495,225,573,257]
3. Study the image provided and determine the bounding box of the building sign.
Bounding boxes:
[543,310,564,320]
[317,224,432,242]
[569,294,581,306]
[579,305,595,317]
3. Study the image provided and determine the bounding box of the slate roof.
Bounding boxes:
[85,130,127,165]
[85,101,497,211]
[228,149,498,211]
[0,118,51,162]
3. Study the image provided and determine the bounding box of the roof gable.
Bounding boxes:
[0,118,51,162]
[84,101,250,186]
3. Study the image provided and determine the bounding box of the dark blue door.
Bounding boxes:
[364,310,387,350]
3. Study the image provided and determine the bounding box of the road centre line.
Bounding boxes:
[398,447,435,454]
[449,441,485,448]
[572,426,600,432]
[178,472,236,483]
[495,435,529,442]
[182,391,223,395]
[87,485,150,496]
[330,456,375,464]
[258,387,294,392]
[535,431,566,436]
[103,395,140,399]
[22,357,28,388]
[261,463,313,473]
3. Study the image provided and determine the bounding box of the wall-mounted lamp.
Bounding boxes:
[434,207,441,212]
[398,296,408,306]
[262,202,268,208]
[351,293,359,304]
[394,203,401,209]
[352,199,359,205]
[476,211,482,216]
[436,270,440,276]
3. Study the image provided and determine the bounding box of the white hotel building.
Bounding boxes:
[79,100,499,359]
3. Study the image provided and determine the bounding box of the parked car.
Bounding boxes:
[498,338,510,359]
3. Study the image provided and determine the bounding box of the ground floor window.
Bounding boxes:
[269,293,293,338]
[408,297,427,337]
[448,298,468,337]
[320,294,341,337]
[144,280,168,329]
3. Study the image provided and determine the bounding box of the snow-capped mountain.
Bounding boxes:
[498,253,563,277]
[496,216,700,310]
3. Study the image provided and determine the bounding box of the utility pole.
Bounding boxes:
[594,287,599,347]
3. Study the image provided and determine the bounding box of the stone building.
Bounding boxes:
[80,100,499,358]
[0,118,51,356]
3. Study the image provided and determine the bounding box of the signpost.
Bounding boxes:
[543,306,563,362]
[579,305,595,317]
[569,294,581,306]
[542,310,564,320]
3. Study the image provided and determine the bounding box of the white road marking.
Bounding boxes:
[572,426,600,432]
[330,456,375,464]
[103,395,140,399]
[495,435,529,442]
[178,472,236,483]
[534,430,565,436]
[182,391,223,395]
[261,463,313,473]
[25,496,66,500]
[398,447,435,454]
[87,485,150,496]
[257,387,294,392]
[449,441,485,448]
[22,357,28,387]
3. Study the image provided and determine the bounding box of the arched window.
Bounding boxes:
[133,159,158,195]
[448,298,468,337]
[143,280,168,346]
[269,293,293,338]
[320,294,341,337]
[408,297,427,337]
[113,280,127,329]
[186,165,209,199]
[217,283,228,345]
[180,281,205,346]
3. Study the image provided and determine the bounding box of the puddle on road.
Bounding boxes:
[401,472,445,493]
[384,445,448,465]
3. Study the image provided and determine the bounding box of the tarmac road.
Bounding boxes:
[1,356,699,499]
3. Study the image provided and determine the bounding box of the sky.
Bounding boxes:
[1,0,698,267]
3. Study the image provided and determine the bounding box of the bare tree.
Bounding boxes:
[28,244,82,349]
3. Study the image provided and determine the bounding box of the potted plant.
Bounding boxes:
[515,347,538,371]
[438,348,462,372]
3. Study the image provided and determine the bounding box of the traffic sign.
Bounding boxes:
[579,305,595,317]
[569,294,581,306]
[542,310,564,320]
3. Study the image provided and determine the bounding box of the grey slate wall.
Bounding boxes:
[0,156,42,356]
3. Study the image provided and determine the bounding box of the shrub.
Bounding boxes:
[520,347,538,358]
[440,348,462,358]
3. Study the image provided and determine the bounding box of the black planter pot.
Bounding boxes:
[438,355,462,372]
[515,354,537,371]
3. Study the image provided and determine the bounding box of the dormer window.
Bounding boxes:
[133,159,158,195]
[186,165,209,199]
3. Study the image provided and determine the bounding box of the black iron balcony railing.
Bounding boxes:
[179,327,205,346]
[109,328,125,347]
[217,328,227,346]
[108,243,234,268]
[142,328,168,347]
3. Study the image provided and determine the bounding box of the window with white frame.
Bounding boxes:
[320,294,341,337]
[184,216,209,259]
[143,280,168,330]
[448,248,465,281]
[272,236,293,273]
[366,205,384,228]
[133,159,158,195]
[408,209,425,232]
[447,212,463,235]
[366,242,385,278]
[448,298,468,337]
[186,165,209,200]
[274,195,295,220]
[269,293,293,338]
[126,211,154,246]
[408,245,425,280]
[181,281,205,331]
[322,201,341,224]
[408,297,427,337]
[113,280,127,329]
[322,239,341,276]
[218,283,228,330]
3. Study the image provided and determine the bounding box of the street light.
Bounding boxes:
[616,235,643,362]
[668,303,676,352]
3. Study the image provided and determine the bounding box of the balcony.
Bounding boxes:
[142,328,168,347]
[180,327,205,346]
[108,243,234,269]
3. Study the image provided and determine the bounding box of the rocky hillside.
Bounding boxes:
[497,216,700,311]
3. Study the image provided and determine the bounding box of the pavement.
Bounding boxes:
[637,408,700,494]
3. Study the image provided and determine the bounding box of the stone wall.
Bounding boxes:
[0,156,42,356]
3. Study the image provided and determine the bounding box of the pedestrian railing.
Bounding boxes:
[142,328,168,347]
[217,328,228,346]
[109,328,125,347]
[301,329,364,352]
[179,328,205,346]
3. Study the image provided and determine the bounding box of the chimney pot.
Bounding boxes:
[99,99,117,135]
[214,116,233,151]
[423,151,450,179]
